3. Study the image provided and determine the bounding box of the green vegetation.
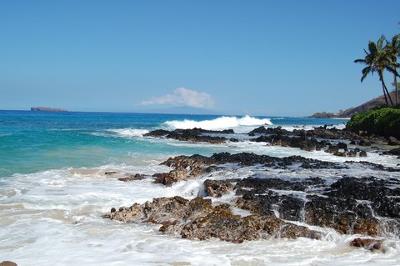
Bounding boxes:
[347,107,400,138]
[354,34,400,106]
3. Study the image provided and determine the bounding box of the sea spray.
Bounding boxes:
[164,115,272,131]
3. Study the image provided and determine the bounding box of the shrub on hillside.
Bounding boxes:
[347,108,400,139]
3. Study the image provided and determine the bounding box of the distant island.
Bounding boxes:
[310,91,397,118]
[30,106,67,112]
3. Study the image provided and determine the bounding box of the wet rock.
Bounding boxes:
[144,128,235,144]
[104,171,117,175]
[385,148,400,156]
[144,129,170,137]
[252,133,365,157]
[326,177,400,219]
[118,174,146,182]
[204,179,235,197]
[304,195,380,235]
[350,238,383,251]
[234,177,324,221]
[248,126,289,136]
[104,196,321,243]
[153,155,215,185]
[0,262,17,266]
[232,175,400,236]
[359,150,368,157]
[179,207,320,243]
[303,176,400,235]
[252,134,325,152]
[388,136,400,146]
[153,171,188,185]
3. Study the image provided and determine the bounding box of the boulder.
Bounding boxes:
[350,238,383,251]
[0,262,17,266]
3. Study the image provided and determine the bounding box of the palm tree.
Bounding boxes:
[385,34,400,106]
[354,36,394,106]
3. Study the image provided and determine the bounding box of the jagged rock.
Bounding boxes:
[204,179,235,197]
[153,171,188,185]
[252,132,366,157]
[104,196,321,243]
[350,238,383,251]
[232,175,400,236]
[248,126,288,136]
[118,174,146,182]
[151,152,345,186]
[304,195,380,235]
[144,128,235,144]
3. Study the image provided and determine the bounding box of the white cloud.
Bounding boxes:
[141,87,214,108]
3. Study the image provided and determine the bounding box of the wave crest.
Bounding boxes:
[108,128,149,137]
[164,115,272,130]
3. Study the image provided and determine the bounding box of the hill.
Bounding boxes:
[310,91,398,118]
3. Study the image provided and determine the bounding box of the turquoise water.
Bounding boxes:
[0,110,347,177]
[3,110,400,266]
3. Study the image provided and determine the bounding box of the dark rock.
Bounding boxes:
[304,195,380,235]
[359,150,368,157]
[385,148,400,156]
[248,126,288,136]
[0,262,18,266]
[350,238,383,251]
[118,174,146,182]
[104,196,321,243]
[144,129,170,137]
[104,171,117,175]
[204,179,235,197]
[144,128,236,144]
[388,136,400,146]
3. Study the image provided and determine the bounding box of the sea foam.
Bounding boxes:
[108,128,149,138]
[164,115,272,131]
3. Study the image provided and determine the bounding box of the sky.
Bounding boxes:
[0,0,399,116]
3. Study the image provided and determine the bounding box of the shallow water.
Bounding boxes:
[0,111,398,265]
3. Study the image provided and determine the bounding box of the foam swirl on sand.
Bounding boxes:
[164,115,272,130]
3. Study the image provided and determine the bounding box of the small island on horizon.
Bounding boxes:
[30,106,68,112]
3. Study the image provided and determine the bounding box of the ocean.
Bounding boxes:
[0,111,399,265]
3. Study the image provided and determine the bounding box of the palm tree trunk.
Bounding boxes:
[380,72,394,106]
[395,74,399,106]
[379,72,389,106]
[382,83,389,106]
[382,81,394,106]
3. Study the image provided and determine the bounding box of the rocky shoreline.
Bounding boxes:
[104,126,400,251]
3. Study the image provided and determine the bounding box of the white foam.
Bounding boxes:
[108,128,149,138]
[164,115,272,131]
[1,162,400,265]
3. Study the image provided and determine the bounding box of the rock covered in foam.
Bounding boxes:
[203,179,235,197]
[104,196,321,243]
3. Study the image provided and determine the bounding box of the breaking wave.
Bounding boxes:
[164,115,272,130]
[108,128,149,138]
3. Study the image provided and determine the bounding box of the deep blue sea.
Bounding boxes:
[0,110,347,177]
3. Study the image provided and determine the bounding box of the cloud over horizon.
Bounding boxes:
[141,88,215,109]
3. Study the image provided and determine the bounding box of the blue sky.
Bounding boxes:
[1,0,399,116]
